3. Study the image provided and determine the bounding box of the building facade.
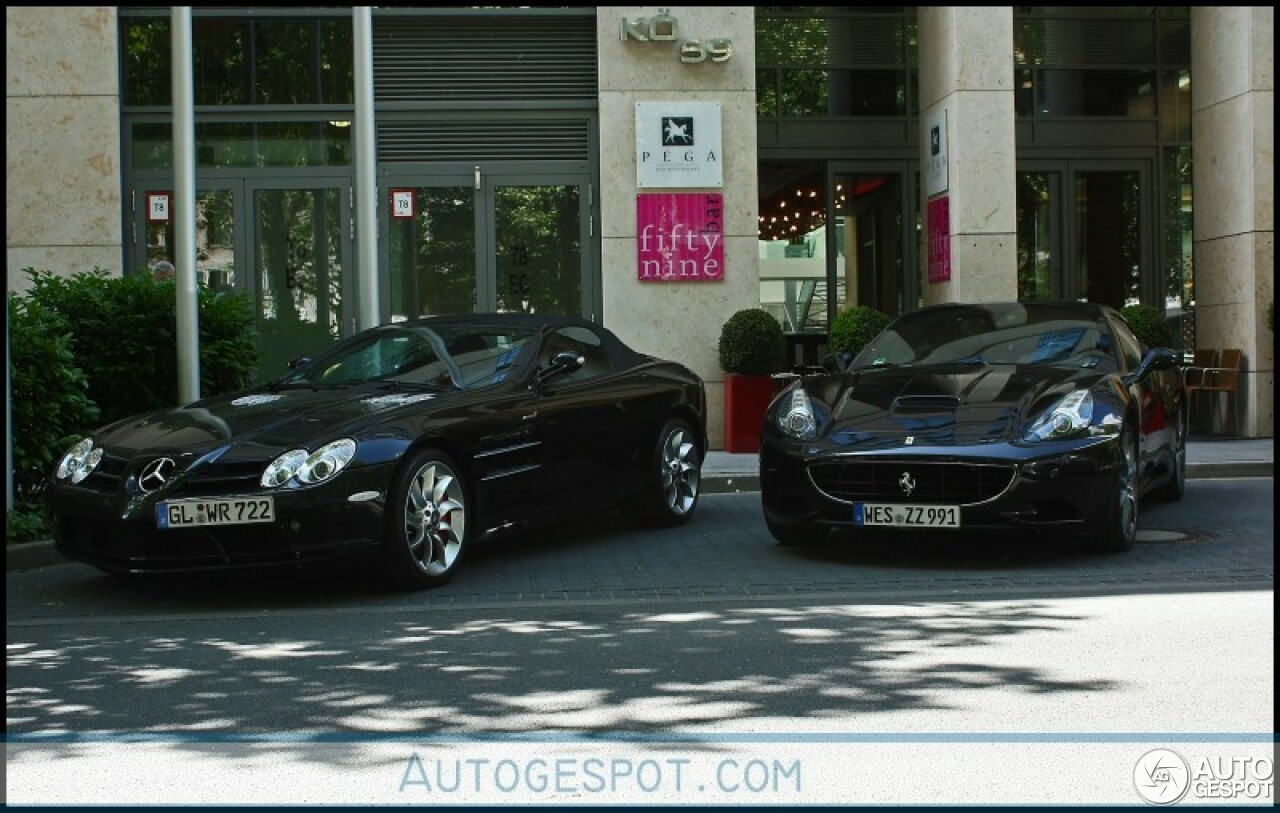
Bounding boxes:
[6,6,1273,442]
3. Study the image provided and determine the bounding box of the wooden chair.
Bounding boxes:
[1185,348,1243,431]
[1182,348,1217,390]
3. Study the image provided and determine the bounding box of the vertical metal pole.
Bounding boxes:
[354,7,380,330]
[173,7,200,402]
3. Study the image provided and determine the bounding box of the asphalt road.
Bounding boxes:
[6,478,1275,805]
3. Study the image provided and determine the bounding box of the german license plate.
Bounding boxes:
[855,502,960,528]
[157,496,275,529]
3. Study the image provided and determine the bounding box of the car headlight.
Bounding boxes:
[55,437,104,484]
[261,439,356,488]
[1024,390,1095,442]
[777,388,820,441]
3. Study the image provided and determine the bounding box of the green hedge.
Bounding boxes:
[7,294,100,479]
[18,268,259,427]
[8,268,260,542]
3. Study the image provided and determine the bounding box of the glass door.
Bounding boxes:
[830,166,912,318]
[1016,159,1153,310]
[382,167,594,321]
[132,179,354,382]
[249,182,352,380]
[132,182,243,293]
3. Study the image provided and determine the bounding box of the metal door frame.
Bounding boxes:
[826,160,917,318]
[378,161,598,321]
[1016,157,1157,305]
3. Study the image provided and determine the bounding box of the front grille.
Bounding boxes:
[178,460,265,496]
[808,460,1015,505]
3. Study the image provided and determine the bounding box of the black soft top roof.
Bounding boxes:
[392,312,651,370]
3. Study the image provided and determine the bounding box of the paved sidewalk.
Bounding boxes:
[702,436,1275,494]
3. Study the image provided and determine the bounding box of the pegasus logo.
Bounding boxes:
[898,471,916,496]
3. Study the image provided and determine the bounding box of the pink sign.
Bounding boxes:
[927,195,951,283]
[636,193,724,282]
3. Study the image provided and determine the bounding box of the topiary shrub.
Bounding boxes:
[717,308,786,376]
[1121,303,1173,349]
[19,267,259,426]
[828,305,892,357]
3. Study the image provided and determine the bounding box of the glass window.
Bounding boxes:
[756,8,915,120]
[1159,69,1191,140]
[122,18,171,107]
[758,161,828,333]
[194,19,249,106]
[1162,147,1193,352]
[120,13,353,108]
[131,122,352,170]
[1017,172,1056,301]
[253,20,354,106]
[1016,69,1156,117]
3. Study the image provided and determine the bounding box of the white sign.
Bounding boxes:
[925,108,948,197]
[391,189,415,219]
[635,102,723,189]
[147,192,170,223]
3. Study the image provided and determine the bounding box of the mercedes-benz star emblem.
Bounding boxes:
[898,471,916,496]
[138,457,177,493]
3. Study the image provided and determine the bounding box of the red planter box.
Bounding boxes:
[723,373,777,453]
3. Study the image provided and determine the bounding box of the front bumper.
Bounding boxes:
[760,434,1122,539]
[48,462,396,574]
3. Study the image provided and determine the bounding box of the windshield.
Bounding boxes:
[278,325,539,390]
[851,303,1118,371]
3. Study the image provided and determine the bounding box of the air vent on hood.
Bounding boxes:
[891,395,960,415]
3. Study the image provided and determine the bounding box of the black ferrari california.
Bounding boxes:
[47,314,706,588]
[761,301,1186,552]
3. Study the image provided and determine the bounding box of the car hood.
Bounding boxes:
[91,385,454,457]
[807,363,1107,446]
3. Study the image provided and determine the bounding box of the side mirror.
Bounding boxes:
[1129,347,1178,380]
[287,356,311,370]
[533,351,584,387]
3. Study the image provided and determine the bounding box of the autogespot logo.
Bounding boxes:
[1134,748,1191,805]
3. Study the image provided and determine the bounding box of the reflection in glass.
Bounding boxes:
[834,174,902,316]
[254,188,344,380]
[143,190,236,293]
[389,187,476,320]
[494,186,581,316]
[1162,147,1193,351]
[758,161,827,333]
[1016,172,1055,300]
[131,122,352,171]
[1076,170,1140,311]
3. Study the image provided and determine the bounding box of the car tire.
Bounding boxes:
[1151,402,1187,502]
[1095,426,1139,553]
[382,448,471,589]
[621,417,702,528]
[766,517,815,547]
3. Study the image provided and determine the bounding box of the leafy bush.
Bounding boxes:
[6,504,50,544]
[19,268,258,427]
[718,308,786,376]
[7,293,99,479]
[1121,303,1173,349]
[828,305,892,356]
